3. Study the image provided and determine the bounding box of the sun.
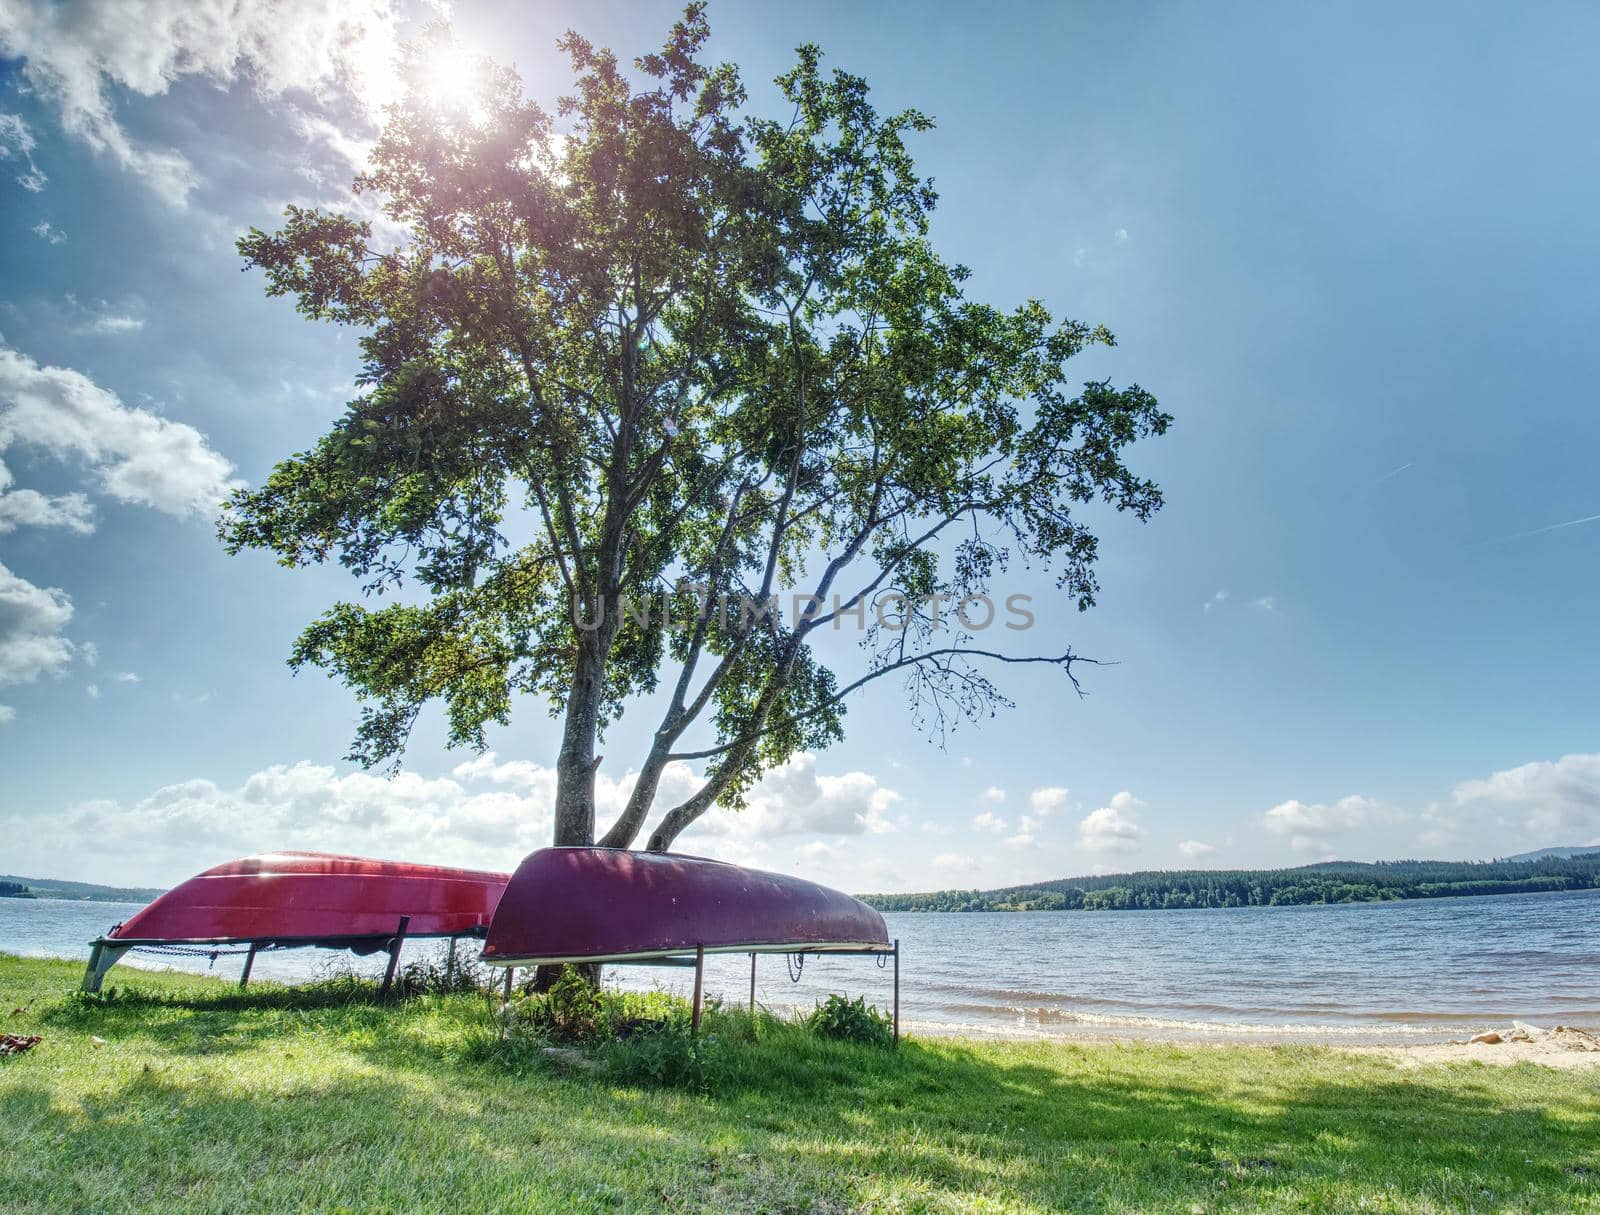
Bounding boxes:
[417,44,486,120]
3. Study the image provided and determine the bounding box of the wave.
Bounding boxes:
[904,1007,1451,1041]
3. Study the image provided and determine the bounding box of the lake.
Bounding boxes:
[4,888,1597,1043]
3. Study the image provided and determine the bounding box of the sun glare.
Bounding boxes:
[418,45,486,122]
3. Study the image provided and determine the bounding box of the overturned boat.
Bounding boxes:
[83,852,509,992]
[482,847,898,1036]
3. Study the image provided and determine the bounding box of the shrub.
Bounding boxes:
[486,975,734,1086]
[501,966,610,1044]
[545,966,610,1041]
[394,946,498,997]
[601,1015,725,1090]
[804,994,894,1047]
[710,1005,787,1046]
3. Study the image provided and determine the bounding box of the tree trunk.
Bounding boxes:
[552,643,605,846]
[540,640,608,990]
[596,743,672,849]
[646,781,720,853]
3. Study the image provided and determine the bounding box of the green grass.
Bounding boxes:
[2,955,1598,1214]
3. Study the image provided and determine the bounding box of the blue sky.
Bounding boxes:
[2,1,1598,890]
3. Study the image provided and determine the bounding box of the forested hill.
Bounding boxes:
[0,875,164,903]
[861,852,1600,912]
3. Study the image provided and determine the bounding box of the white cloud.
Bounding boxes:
[1203,589,1228,612]
[453,749,901,843]
[983,786,1006,803]
[0,341,235,711]
[94,314,143,334]
[0,703,13,725]
[1253,596,1277,611]
[86,682,100,699]
[932,851,974,872]
[797,839,844,864]
[0,343,239,520]
[1029,786,1068,815]
[31,220,65,245]
[1001,831,1034,849]
[78,300,145,335]
[5,751,906,886]
[450,752,557,791]
[0,560,76,687]
[1262,794,1390,852]
[32,294,149,339]
[1114,227,1129,243]
[1078,792,1145,853]
[0,469,95,534]
[1177,839,1216,860]
[0,114,33,154]
[115,671,140,683]
[0,111,46,190]
[1443,753,1600,847]
[700,752,900,838]
[972,810,1006,834]
[288,107,377,177]
[4,761,556,885]
[0,0,406,206]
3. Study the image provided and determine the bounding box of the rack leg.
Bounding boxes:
[892,939,900,1047]
[502,966,514,1001]
[82,941,130,993]
[691,944,706,1035]
[239,943,258,990]
[379,915,411,998]
[749,952,757,1013]
[445,936,457,985]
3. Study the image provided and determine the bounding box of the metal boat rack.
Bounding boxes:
[83,920,490,997]
[491,938,902,1043]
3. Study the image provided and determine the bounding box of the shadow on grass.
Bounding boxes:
[16,980,1600,1213]
[40,976,505,1065]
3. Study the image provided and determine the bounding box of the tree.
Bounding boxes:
[223,6,1172,857]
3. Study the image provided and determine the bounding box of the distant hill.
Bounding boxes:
[861,853,1600,913]
[1501,846,1600,863]
[0,875,164,903]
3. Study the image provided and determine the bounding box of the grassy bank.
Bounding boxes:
[2,955,1597,1213]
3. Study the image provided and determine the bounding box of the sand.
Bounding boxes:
[1367,1023,1600,1070]
[909,1018,1600,1068]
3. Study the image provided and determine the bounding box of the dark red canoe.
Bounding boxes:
[481,847,889,965]
[83,852,509,991]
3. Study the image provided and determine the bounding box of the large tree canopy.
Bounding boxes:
[223,6,1172,854]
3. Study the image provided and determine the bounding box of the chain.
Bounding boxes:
[126,943,255,969]
[786,952,805,982]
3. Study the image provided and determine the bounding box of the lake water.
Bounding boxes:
[4,889,1597,1044]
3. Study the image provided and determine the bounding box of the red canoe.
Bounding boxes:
[481,847,890,966]
[83,852,510,991]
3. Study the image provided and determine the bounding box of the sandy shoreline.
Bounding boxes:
[906,1018,1600,1068]
[1356,1036,1600,1069]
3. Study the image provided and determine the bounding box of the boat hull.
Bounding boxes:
[481,847,890,965]
[106,852,510,947]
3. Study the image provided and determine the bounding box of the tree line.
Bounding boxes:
[861,853,1600,912]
